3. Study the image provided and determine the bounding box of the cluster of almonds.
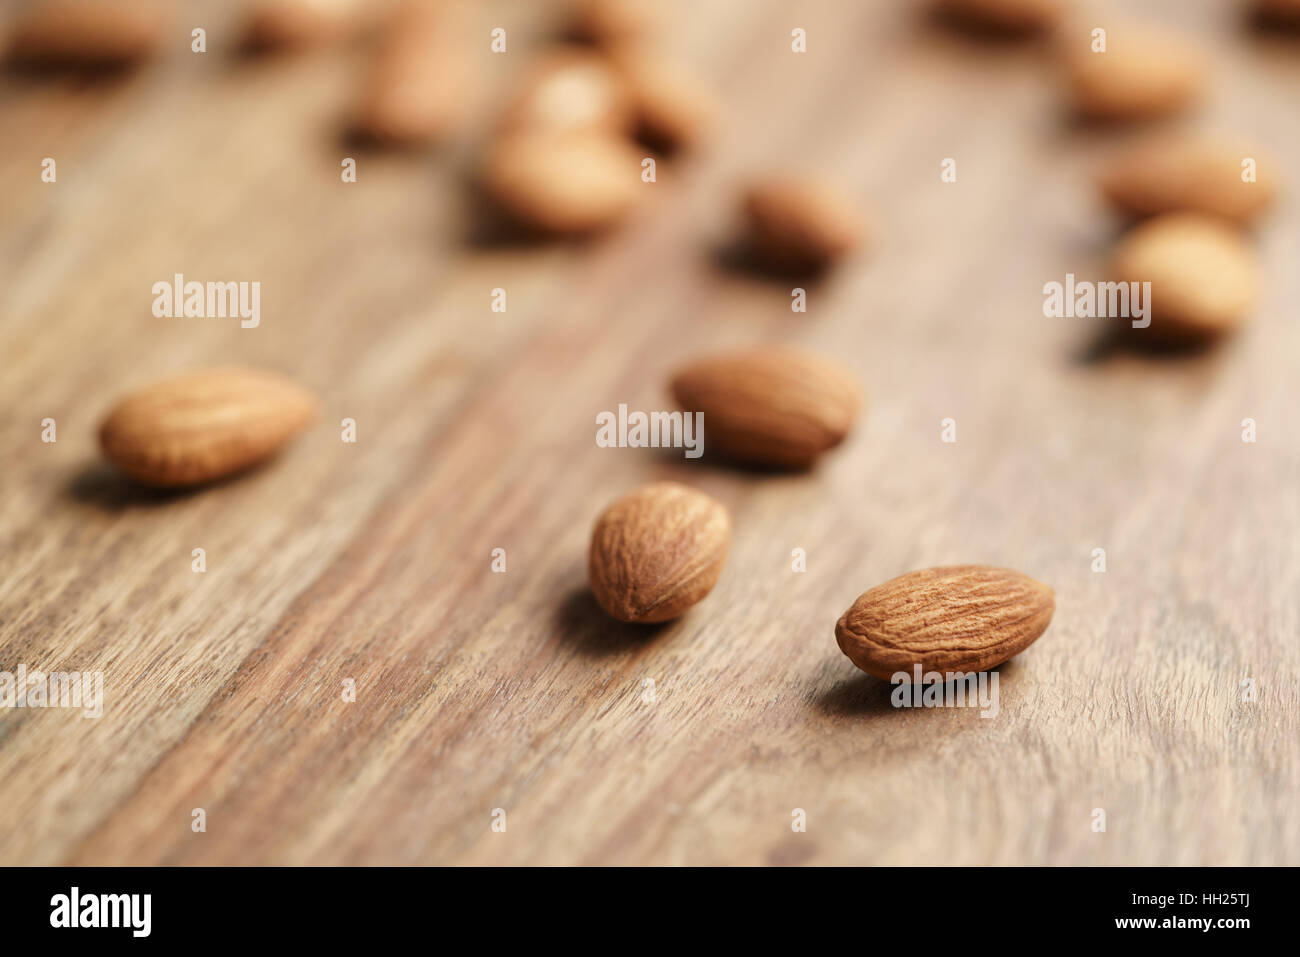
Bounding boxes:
[944,0,1283,343]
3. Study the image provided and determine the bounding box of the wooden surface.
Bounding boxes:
[2,0,1298,866]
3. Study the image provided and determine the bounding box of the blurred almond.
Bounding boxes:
[1063,22,1205,121]
[588,482,730,623]
[1098,137,1279,225]
[934,0,1065,34]
[1109,213,1260,341]
[741,176,865,273]
[836,565,1055,679]
[99,368,317,488]
[569,0,660,47]
[611,47,720,150]
[479,130,642,234]
[670,345,860,469]
[242,0,362,53]
[500,50,632,135]
[4,0,169,67]
[352,0,466,144]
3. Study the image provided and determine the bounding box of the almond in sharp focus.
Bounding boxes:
[588,482,730,624]
[1098,136,1279,226]
[99,368,317,488]
[836,565,1055,680]
[1108,212,1260,341]
[670,346,861,469]
[741,176,865,273]
[1063,22,1205,121]
[351,0,466,145]
[4,0,169,68]
[479,129,642,235]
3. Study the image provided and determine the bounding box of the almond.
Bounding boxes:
[741,176,865,273]
[1109,212,1260,341]
[500,50,633,136]
[836,565,1055,679]
[569,0,660,48]
[1063,22,1205,121]
[99,368,317,488]
[479,129,642,235]
[588,482,730,623]
[670,346,860,469]
[610,47,720,151]
[1098,137,1278,226]
[4,0,169,68]
[351,0,465,144]
[934,0,1065,34]
[241,0,361,53]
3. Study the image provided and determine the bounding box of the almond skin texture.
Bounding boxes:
[671,346,861,469]
[5,1,169,68]
[99,368,317,488]
[588,482,730,624]
[1109,213,1260,341]
[1064,23,1205,121]
[742,177,865,273]
[836,566,1055,680]
[351,0,466,145]
[1099,137,1278,226]
[479,130,642,235]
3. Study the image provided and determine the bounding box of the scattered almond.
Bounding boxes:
[242,0,361,53]
[588,481,730,623]
[610,47,720,151]
[500,50,633,136]
[99,368,317,488]
[1098,137,1279,226]
[1063,22,1205,121]
[670,345,860,469]
[569,0,660,48]
[479,129,642,234]
[4,0,169,68]
[1109,212,1260,341]
[352,0,466,144]
[836,565,1055,679]
[741,176,865,273]
[934,0,1065,34]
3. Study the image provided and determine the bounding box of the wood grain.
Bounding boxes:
[1,0,1297,866]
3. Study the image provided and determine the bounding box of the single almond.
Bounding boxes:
[569,0,660,48]
[588,482,730,623]
[241,0,362,53]
[934,0,1065,35]
[670,345,860,469]
[1098,137,1278,226]
[609,47,720,151]
[1063,22,1205,121]
[1109,212,1259,341]
[836,565,1055,679]
[99,368,317,488]
[4,0,169,68]
[351,0,466,144]
[499,50,633,136]
[741,176,865,273]
[479,129,642,234]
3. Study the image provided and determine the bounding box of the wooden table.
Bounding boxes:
[2,0,1297,866]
